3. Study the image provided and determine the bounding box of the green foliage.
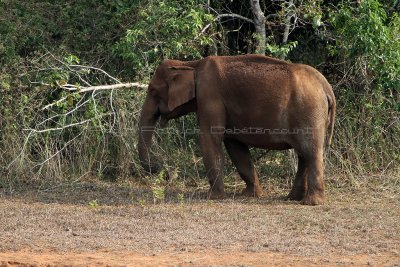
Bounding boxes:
[266,38,298,59]
[88,199,99,209]
[328,0,400,173]
[152,170,167,203]
[301,0,324,28]
[115,0,213,77]
[330,0,400,94]
[177,193,184,205]
[0,0,139,76]
[330,0,400,108]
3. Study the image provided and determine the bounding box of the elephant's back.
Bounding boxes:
[287,64,330,131]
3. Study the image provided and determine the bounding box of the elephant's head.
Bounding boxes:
[137,60,197,173]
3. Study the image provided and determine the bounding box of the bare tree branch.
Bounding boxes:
[215,13,254,24]
[41,96,69,111]
[41,83,147,111]
[201,13,253,35]
[23,119,93,133]
[40,98,91,126]
[69,64,122,84]
[61,82,147,93]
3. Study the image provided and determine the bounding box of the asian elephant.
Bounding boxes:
[138,55,336,205]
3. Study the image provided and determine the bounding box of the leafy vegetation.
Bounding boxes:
[0,0,399,191]
[328,0,400,176]
[115,0,213,77]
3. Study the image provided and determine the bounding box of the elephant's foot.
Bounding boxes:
[287,189,305,201]
[208,189,226,200]
[241,185,263,198]
[301,191,324,205]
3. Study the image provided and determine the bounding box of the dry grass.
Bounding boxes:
[0,177,399,266]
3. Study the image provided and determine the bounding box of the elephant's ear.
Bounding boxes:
[167,66,195,111]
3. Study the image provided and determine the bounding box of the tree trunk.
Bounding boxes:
[282,0,294,47]
[249,0,266,55]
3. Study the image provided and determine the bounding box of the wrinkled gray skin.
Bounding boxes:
[138,55,336,205]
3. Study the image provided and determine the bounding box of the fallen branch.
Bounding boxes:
[62,82,148,93]
[13,57,148,171]
[42,82,148,110]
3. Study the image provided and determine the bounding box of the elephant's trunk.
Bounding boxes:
[137,94,161,173]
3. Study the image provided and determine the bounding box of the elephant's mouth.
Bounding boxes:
[159,99,197,128]
[159,114,170,128]
[159,109,179,128]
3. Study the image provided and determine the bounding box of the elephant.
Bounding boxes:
[138,54,336,205]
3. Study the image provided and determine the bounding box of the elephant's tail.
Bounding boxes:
[325,84,336,147]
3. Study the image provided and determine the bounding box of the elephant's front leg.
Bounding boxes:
[199,132,226,199]
[224,139,263,197]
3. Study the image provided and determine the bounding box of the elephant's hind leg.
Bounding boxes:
[224,139,263,197]
[287,155,308,201]
[291,125,325,205]
[301,149,325,205]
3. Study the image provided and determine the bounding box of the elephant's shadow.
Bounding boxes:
[0,181,299,206]
[161,187,298,206]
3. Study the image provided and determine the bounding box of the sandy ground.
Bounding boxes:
[0,182,399,266]
[1,250,399,267]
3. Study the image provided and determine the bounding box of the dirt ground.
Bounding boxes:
[0,180,399,266]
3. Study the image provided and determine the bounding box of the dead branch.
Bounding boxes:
[61,82,147,93]
[201,13,253,35]
[42,82,147,111]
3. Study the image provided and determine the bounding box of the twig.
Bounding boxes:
[39,98,91,126]
[35,132,83,167]
[69,64,122,84]
[23,119,93,133]
[201,13,253,34]
[110,86,116,132]
[41,96,68,110]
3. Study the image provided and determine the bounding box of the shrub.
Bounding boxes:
[328,0,400,175]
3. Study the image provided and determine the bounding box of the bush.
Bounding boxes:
[328,0,400,175]
[115,0,213,78]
